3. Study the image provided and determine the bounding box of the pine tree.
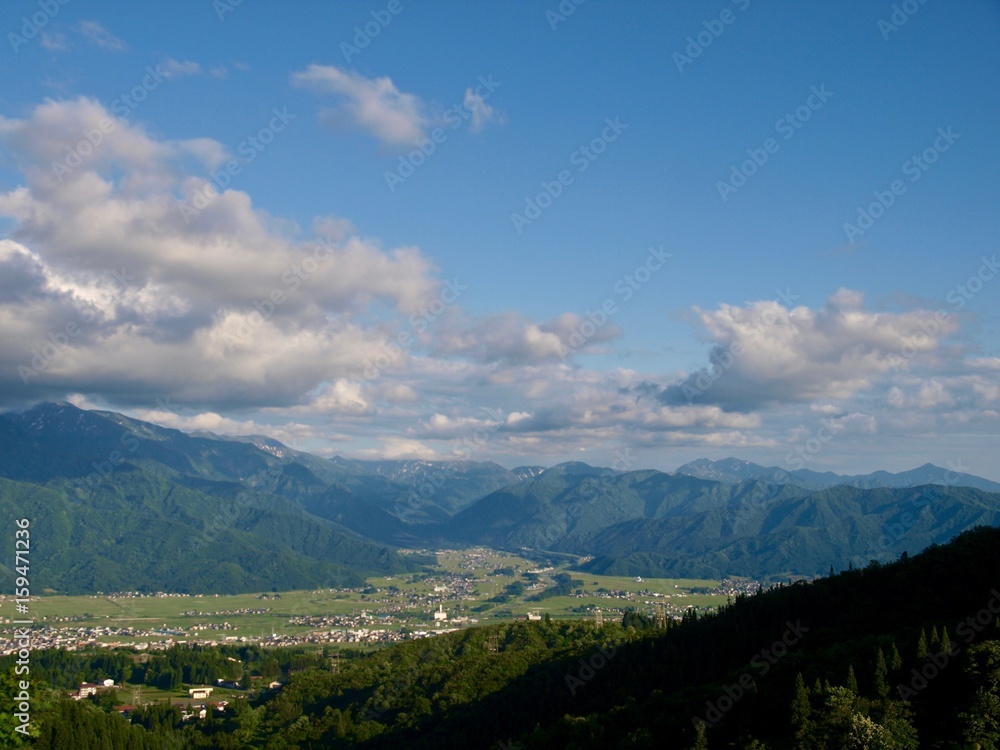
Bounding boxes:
[791,672,812,746]
[874,648,890,698]
[846,665,859,694]
[929,625,941,652]
[916,628,928,660]
[889,642,902,671]
[941,626,954,654]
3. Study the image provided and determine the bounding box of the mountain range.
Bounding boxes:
[2,401,1000,592]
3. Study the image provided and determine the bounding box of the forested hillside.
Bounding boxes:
[6,527,1000,748]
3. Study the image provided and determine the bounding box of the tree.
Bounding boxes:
[929,625,941,652]
[916,629,928,660]
[874,648,890,699]
[691,720,709,750]
[846,665,859,695]
[791,672,811,746]
[889,642,902,671]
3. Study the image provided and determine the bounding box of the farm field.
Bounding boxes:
[5,548,751,651]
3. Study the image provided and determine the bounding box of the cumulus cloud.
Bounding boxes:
[433,311,621,366]
[291,64,429,146]
[0,98,442,407]
[658,289,960,410]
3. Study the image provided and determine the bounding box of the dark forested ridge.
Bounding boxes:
[7,526,1000,748]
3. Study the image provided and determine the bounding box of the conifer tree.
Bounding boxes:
[874,648,890,698]
[941,626,953,654]
[889,642,902,671]
[929,625,941,652]
[846,665,859,694]
[791,672,811,746]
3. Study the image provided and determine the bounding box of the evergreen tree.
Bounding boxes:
[874,648,890,698]
[929,625,941,652]
[941,625,954,654]
[916,628,929,660]
[889,642,903,671]
[791,672,811,746]
[846,665,859,694]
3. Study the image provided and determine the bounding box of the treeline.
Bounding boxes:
[0,644,328,692]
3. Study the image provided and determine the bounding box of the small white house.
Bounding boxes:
[102,679,115,688]
[433,605,448,621]
[188,687,213,700]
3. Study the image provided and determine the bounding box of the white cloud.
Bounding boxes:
[660,289,960,409]
[161,59,203,79]
[0,98,442,406]
[40,31,68,51]
[77,21,127,52]
[128,408,319,448]
[291,64,430,146]
[463,88,499,132]
[434,311,621,366]
[356,436,439,460]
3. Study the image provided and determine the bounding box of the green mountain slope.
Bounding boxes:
[0,403,426,594]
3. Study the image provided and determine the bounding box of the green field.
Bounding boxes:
[19,548,731,644]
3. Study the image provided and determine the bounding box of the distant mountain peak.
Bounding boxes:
[674,457,1000,493]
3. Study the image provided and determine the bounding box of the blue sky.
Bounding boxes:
[1,0,999,478]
